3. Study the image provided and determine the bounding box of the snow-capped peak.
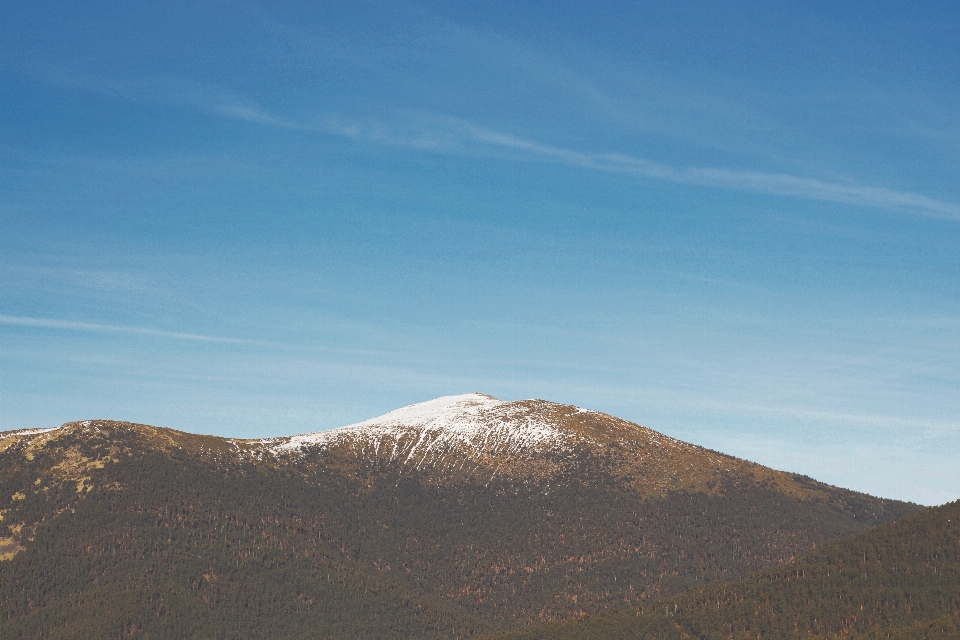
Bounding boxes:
[342,393,503,431]
[272,393,573,464]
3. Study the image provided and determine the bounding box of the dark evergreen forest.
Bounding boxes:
[486,499,960,640]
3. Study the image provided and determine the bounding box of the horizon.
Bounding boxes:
[2,1,958,506]
[1,390,946,507]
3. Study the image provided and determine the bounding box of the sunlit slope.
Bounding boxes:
[484,500,960,640]
[0,395,921,639]
[267,393,911,509]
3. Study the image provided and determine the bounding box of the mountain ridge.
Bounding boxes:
[4,393,910,504]
[0,394,923,639]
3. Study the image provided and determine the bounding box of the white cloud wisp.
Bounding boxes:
[464,125,960,220]
[0,314,252,344]
[45,68,960,220]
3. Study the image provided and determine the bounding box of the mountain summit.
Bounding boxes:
[273,393,574,463]
[269,393,704,487]
[0,395,920,639]
[266,393,882,502]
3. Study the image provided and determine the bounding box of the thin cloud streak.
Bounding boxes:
[622,386,960,434]
[0,314,251,344]
[542,372,956,434]
[0,314,403,359]
[320,113,960,220]
[43,70,304,131]
[49,69,960,220]
[465,125,960,220]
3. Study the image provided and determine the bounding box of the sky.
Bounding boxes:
[1,1,958,505]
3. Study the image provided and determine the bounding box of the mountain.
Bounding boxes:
[0,394,919,639]
[483,498,960,640]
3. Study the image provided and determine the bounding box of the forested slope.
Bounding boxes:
[486,499,959,640]
[0,403,920,639]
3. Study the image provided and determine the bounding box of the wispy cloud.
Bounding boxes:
[45,68,960,220]
[558,381,960,435]
[318,112,960,221]
[461,124,960,220]
[0,314,251,344]
[43,70,303,130]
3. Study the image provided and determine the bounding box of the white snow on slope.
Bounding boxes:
[272,393,575,465]
[1,427,60,437]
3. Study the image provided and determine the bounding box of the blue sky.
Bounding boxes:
[2,1,958,504]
